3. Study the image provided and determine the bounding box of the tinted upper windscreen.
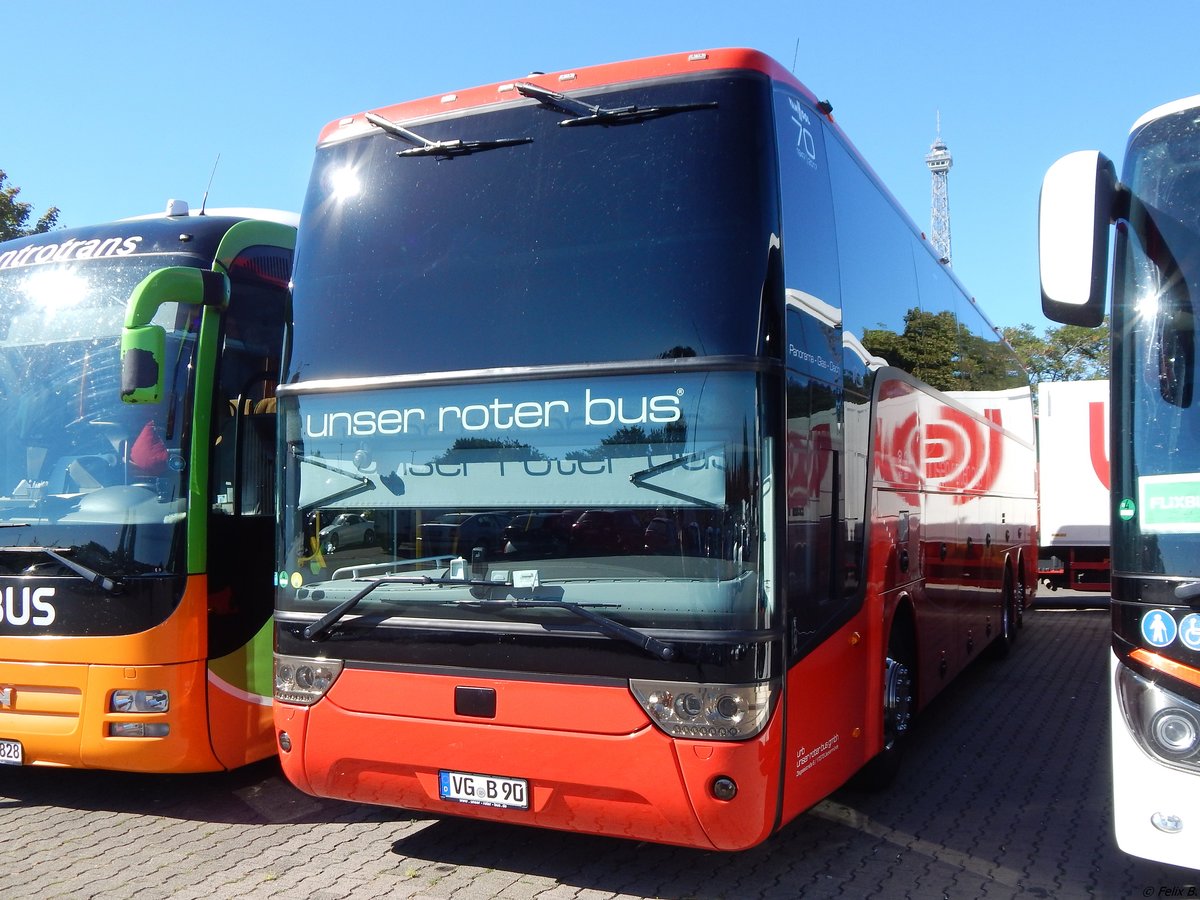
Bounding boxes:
[288,74,776,381]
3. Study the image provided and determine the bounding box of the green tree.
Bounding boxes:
[862,308,960,390]
[862,307,1029,392]
[0,170,59,242]
[1001,320,1109,383]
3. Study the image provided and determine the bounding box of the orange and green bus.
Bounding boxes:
[0,202,295,771]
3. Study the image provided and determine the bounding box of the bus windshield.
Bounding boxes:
[0,256,198,577]
[278,369,770,633]
[288,73,775,378]
[280,71,780,634]
[1115,106,1200,578]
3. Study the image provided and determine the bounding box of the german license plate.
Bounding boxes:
[438,769,528,809]
[0,739,22,766]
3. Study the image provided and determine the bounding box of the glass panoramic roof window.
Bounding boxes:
[287,73,777,381]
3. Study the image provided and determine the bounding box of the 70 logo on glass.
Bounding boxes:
[788,97,818,169]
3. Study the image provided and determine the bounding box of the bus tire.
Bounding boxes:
[1016,563,1027,630]
[990,568,1017,660]
[855,616,915,790]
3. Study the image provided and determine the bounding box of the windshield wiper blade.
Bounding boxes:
[304,581,677,660]
[0,546,121,593]
[515,82,717,127]
[43,548,122,594]
[365,112,532,158]
[303,572,498,640]
[457,597,677,661]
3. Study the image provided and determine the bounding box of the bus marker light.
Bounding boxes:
[1151,812,1184,834]
[711,777,737,801]
[1130,648,1200,691]
[108,723,169,738]
[278,731,292,753]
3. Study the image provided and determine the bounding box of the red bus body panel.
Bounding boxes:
[277,670,782,850]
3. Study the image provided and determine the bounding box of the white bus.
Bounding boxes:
[1040,94,1200,869]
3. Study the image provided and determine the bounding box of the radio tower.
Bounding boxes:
[925,113,953,265]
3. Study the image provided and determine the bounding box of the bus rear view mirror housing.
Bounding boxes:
[1039,150,1119,327]
[121,267,230,404]
[120,325,166,403]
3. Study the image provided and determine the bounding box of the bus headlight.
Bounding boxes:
[274,654,343,706]
[111,689,169,713]
[1150,709,1200,757]
[630,679,776,740]
[1115,660,1200,771]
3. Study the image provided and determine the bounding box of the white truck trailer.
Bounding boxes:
[1036,379,1111,592]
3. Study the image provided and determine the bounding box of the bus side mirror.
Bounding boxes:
[121,325,166,403]
[121,267,230,404]
[1038,150,1118,327]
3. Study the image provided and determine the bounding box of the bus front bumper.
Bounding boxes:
[0,659,222,772]
[274,668,783,851]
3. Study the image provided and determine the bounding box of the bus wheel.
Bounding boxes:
[1016,567,1027,629]
[990,569,1018,659]
[855,623,914,789]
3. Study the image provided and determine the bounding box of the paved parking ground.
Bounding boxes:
[0,607,1196,899]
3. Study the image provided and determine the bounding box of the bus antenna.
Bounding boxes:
[791,38,800,73]
[199,154,221,215]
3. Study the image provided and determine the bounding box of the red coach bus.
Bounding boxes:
[272,48,1037,849]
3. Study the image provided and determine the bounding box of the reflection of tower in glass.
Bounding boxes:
[925,113,953,265]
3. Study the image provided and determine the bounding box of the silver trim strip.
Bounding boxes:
[278,355,777,396]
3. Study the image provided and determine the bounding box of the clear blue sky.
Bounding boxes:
[5,1,1196,330]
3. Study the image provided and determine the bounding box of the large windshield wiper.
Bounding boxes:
[0,546,121,594]
[303,579,677,660]
[515,82,717,127]
[452,597,677,661]
[43,548,122,594]
[365,112,532,158]
[303,572,498,640]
